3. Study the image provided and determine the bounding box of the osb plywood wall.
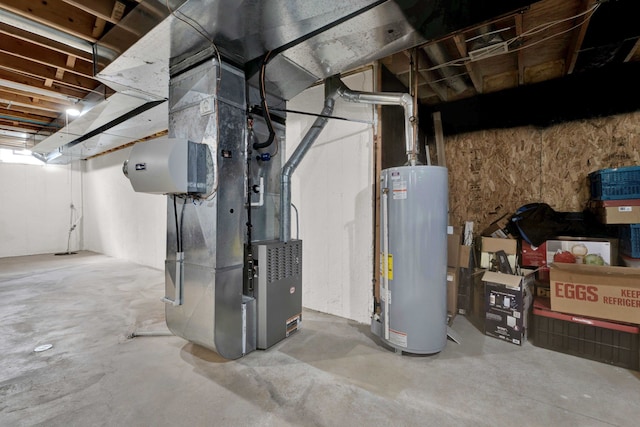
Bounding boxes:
[445,110,640,234]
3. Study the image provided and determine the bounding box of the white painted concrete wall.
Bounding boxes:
[83,148,166,270]
[286,70,375,324]
[0,161,82,258]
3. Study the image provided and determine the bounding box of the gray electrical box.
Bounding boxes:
[253,240,303,349]
[123,137,210,195]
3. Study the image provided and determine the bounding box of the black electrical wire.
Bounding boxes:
[173,195,187,253]
[245,123,255,294]
[253,51,277,150]
[269,107,374,125]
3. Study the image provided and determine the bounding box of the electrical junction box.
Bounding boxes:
[123,137,211,195]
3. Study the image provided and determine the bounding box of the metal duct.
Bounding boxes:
[280,77,342,243]
[280,75,416,242]
[423,44,468,94]
[337,83,416,165]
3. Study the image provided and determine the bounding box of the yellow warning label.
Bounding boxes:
[381,253,394,280]
[387,254,393,280]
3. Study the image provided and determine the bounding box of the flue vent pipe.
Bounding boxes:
[280,76,342,242]
[280,76,417,242]
[336,83,416,165]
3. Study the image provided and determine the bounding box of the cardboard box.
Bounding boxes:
[480,237,517,271]
[480,214,511,238]
[459,244,472,269]
[521,240,547,267]
[447,229,461,268]
[446,267,458,320]
[549,262,640,324]
[546,237,618,266]
[588,199,640,224]
[482,269,535,346]
[537,266,550,283]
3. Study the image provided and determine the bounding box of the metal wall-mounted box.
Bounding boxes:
[124,137,210,195]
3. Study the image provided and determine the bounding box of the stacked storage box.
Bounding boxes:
[588,165,640,265]
[526,165,640,370]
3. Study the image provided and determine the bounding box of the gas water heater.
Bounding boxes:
[374,165,449,354]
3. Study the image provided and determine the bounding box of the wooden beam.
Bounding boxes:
[0,102,61,119]
[565,0,599,75]
[432,111,445,166]
[0,33,94,79]
[92,18,107,39]
[0,51,100,93]
[0,23,93,63]
[62,0,127,25]
[0,119,47,133]
[373,61,383,311]
[66,56,77,69]
[453,34,483,93]
[0,86,73,107]
[413,48,450,101]
[515,14,525,86]
[0,0,99,43]
[0,68,90,101]
[624,38,640,63]
[0,89,68,113]
[0,108,60,126]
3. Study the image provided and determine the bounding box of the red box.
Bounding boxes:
[521,240,547,267]
[537,266,550,282]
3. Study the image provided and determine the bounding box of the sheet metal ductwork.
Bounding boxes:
[112,0,535,358]
[31,0,534,162]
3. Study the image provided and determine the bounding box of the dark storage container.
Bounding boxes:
[589,165,640,200]
[532,298,639,370]
[619,224,640,258]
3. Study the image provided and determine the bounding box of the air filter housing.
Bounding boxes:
[123,137,211,195]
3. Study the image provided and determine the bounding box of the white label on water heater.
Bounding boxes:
[392,181,407,200]
[389,328,407,348]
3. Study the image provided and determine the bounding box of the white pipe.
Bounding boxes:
[381,187,390,341]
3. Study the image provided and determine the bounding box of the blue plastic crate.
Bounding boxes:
[589,165,640,200]
[619,224,640,258]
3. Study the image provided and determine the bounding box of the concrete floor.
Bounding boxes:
[1,252,639,427]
